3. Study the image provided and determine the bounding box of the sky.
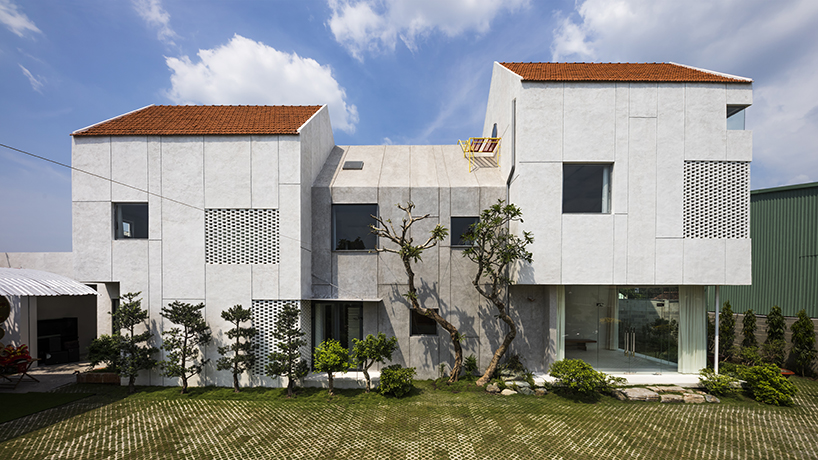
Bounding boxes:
[1,0,817,252]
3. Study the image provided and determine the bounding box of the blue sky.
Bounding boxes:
[2,0,818,252]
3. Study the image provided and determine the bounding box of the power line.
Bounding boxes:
[0,142,202,211]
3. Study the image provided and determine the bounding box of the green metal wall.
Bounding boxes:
[707,182,818,317]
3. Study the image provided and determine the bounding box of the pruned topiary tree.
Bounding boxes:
[313,338,350,396]
[216,304,257,392]
[114,292,157,394]
[763,305,787,367]
[351,332,398,392]
[790,309,816,376]
[266,302,309,398]
[370,202,466,382]
[718,301,737,363]
[160,301,212,394]
[462,200,533,386]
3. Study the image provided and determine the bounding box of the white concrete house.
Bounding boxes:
[2,61,752,386]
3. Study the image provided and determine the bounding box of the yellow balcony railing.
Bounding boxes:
[458,137,500,172]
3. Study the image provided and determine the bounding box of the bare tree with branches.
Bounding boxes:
[463,200,533,386]
[370,202,465,382]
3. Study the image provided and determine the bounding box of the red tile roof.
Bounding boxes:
[72,105,323,136]
[499,62,751,83]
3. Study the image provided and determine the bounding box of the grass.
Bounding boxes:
[0,393,93,423]
[1,377,817,459]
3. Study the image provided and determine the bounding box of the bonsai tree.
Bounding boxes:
[266,302,309,397]
[216,304,258,392]
[370,202,465,382]
[113,292,157,394]
[718,301,737,363]
[790,309,816,376]
[88,334,122,373]
[313,338,350,396]
[351,332,398,392]
[462,200,533,386]
[763,305,787,367]
[160,301,212,394]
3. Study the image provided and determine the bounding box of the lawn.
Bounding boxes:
[1,377,817,459]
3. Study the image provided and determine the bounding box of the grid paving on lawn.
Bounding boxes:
[1,378,817,459]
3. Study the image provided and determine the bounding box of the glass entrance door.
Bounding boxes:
[312,302,362,367]
[617,287,679,373]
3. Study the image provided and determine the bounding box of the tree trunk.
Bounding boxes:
[477,307,517,386]
[363,368,371,393]
[181,374,188,395]
[233,372,240,393]
[128,375,136,394]
[327,372,334,396]
[286,373,294,398]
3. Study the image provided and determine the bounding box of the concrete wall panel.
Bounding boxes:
[613,214,628,284]
[561,215,614,284]
[518,83,563,162]
[726,84,753,106]
[204,136,251,208]
[252,264,280,300]
[684,239,726,285]
[112,240,149,295]
[685,83,726,160]
[513,162,561,284]
[161,203,205,299]
[655,238,684,284]
[725,238,752,285]
[278,136,301,185]
[614,84,629,213]
[563,83,616,162]
[251,136,279,209]
[73,201,112,281]
[204,264,252,387]
[629,83,658,118]
[626,117,657,284]
[726,130,753,162]
[161,137,204,208]
[656,85,685,238]
[111,137,149,202]
[72,137,110,202]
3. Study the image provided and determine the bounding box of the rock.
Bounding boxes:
[614,388,660,402]
[661,394,684,403]
[647,385,686,394]
[509,380,530,388]
[534,388,548,396]
[518,387,534,396]
[704,395,721,404]
[486,383,501,394]
[683,393,706,404]
[500,389,518,396]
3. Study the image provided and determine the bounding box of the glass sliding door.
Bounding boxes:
[563,286,618,369]
[311,302,363,368]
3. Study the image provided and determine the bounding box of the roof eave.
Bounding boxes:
[71,104,155,136]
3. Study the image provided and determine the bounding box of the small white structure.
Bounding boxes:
[8,61,752,387]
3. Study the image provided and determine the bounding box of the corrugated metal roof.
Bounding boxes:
[0,268,98,296]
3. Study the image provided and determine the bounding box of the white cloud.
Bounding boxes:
[19,64,44,93]
[550,0,818,188]
[327,0,529,60]
[0,0,41,38]
[132,0,178,46]
[165,34,358,133]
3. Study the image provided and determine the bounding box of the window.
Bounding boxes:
[563,164,612,214]
[451,217,478,247]
[332,204,377,250]
[727,105,746,130]
[410,309,437,336]
[114,203,148,239]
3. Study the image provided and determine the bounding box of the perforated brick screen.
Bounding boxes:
[205,209,279,264]
[684,161,750,239]
[251,299,311,375]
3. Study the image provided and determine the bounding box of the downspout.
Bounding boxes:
[504,99,516,342]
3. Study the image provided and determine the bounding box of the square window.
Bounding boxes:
[410,309,438,336]
[332,204,377,250]
[451,217,479,247]
[563,164,612,214]
[114,203,148,239]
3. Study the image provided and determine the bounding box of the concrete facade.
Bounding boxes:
[5,61,753,385]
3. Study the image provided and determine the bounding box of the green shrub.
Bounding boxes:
[743,363,797,406]
[790,309,816,377]
[739,346,763,366]
[352,333,398,392]
[379,364,416,397]
[463,355,478,376]
[698,368,738,396]
[313,339,350,397]
[88,334,121,373]
[548,359,625,396]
